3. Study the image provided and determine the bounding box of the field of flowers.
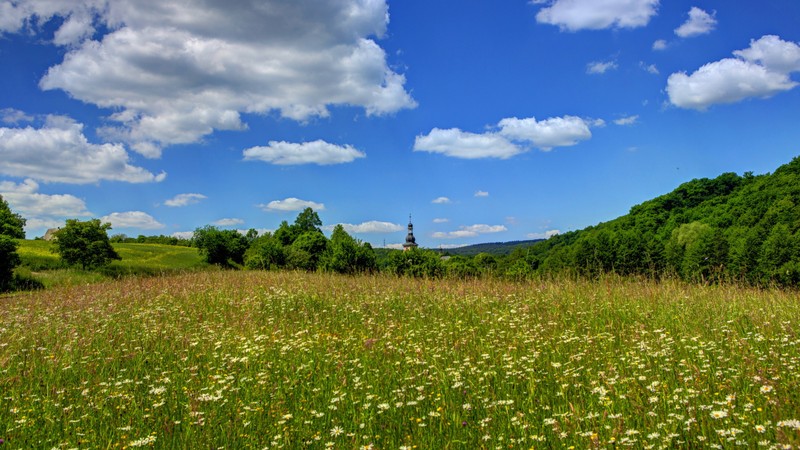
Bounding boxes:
[1,271,799,449]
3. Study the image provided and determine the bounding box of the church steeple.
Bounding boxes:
[403,214,418,251]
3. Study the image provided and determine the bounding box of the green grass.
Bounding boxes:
[1,272,798,449]
[14,240,208,288]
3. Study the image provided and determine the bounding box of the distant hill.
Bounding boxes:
[438,240,543,256]
[519,155,800,286]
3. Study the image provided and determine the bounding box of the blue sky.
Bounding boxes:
[1,0,799,249]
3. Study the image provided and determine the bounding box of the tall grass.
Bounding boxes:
[1,272,798,449]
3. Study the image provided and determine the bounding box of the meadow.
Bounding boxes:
[1,271,799,449]
[14,240,208,288]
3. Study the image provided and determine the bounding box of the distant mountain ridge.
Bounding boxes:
[439,240,543,256]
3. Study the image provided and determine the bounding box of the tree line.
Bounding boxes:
[3,156,800,291]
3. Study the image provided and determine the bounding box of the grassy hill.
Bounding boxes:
[15,240,207,287]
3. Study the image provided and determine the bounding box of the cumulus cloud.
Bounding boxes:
[1,108,33,125]
[535,0,659,31]
[0,179,92,233]
[414,115,594,159]
[432,218,449,223]
[667,35,800,110]
[432,224,507,239]
[328,221,403,233]
[260,197,325,212]
[474,190,489,197]
[385,243,405,250]
[164,193,207,207]
[431,197,452,204]
[527,230,560,239]
[674,7,716,38]
[614,115,639,125]
[498,116,592,150]
[213,218,244,227]
[2,0,415,157]
[101,211,164,230]
[586,60,618,74]
[413,128,522,160]
[652,39,668,51]
[0,116,166,184]
[243,140,365,165]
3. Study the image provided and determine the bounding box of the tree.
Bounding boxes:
[0,235,21,291]
[294,207,323,234]
[287,231,328,271]
[193,226,249,267]
[0,195,26,239]
[0,195,26,290]
[386,248,444,278]
[53,219,121,269]
[320,225,376,274]
[244,232,285,270]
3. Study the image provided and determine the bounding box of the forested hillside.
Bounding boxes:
[443,240,543,256]
[516,156,800,286]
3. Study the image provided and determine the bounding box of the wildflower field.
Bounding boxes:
[1,272,799,449]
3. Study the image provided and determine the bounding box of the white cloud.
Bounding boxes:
[164,193,207,207]
[260,197,325,212]
[652,39,668,51]
[667,35,800,110]
[586,60,617,74]
[432,224,507,239]
[213,218,244,227]
[329,221,403,233]
[734,35,800,74]
[3,0,415,157]
[415,115,594,159]
[243,140,365,165]
[536,0,659,31]
[614,115,639,126]
[431,197,452,204]
[101,211,165,230]
[171,231,195,240]
[1,108,33,124]
[385,243,404,250]
[413,128,522,160]
[0,116,166,184]
[474,190,489,197]
[432,218,449,223]
[0,179,92,234]
[640,62,659,74]
[498,116,592,150]
[527,230,560,239]
[674,7,716,38]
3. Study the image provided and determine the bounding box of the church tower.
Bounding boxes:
[403,215,418,251]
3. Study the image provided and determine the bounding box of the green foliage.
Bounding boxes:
[0,235,21,291]
[244,233,286,270]
[52,219,121,270]
[386,247,444,278]
[522,155,800,286]
[320,225,376,274]
[110,233,192,246]
[0,194,26,239]
[287,231,328,271]
[0,195,26,291]
[193,226,249,267]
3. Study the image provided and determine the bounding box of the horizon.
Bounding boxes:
[1,1,799,249]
